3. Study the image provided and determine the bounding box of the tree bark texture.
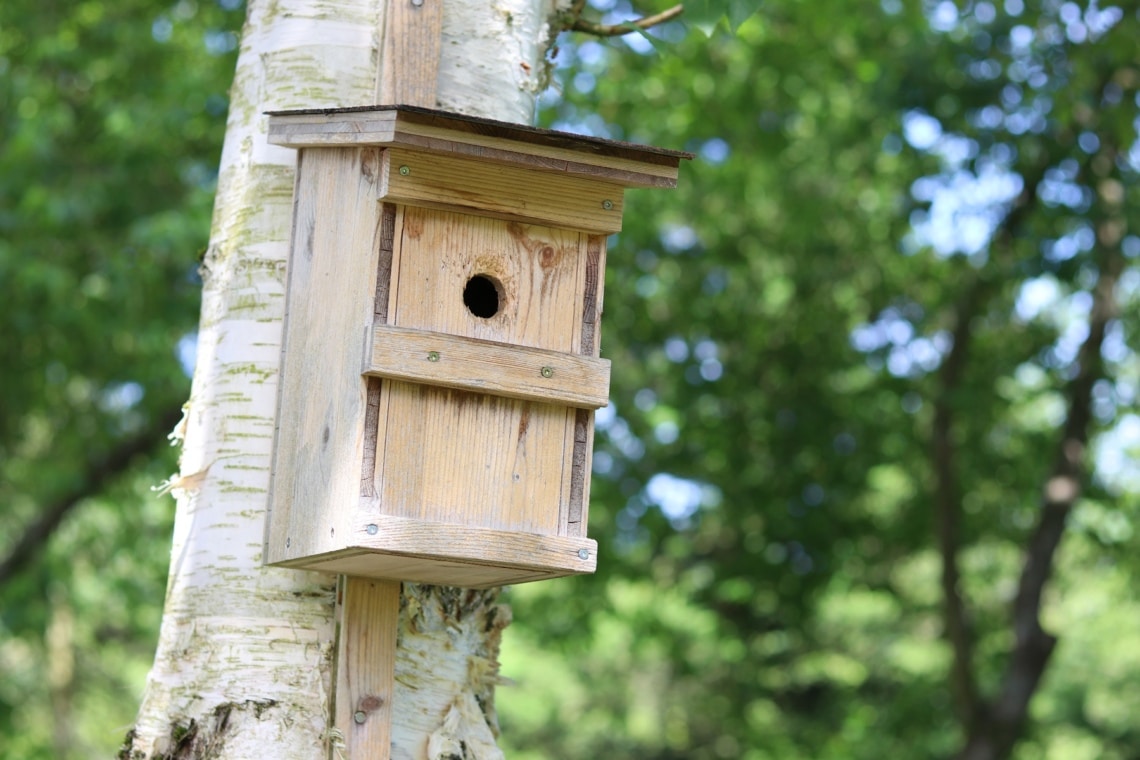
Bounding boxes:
[124,1,564,757]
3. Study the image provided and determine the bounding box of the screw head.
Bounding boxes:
[577,548,589,560]
[399,165,411,176]
[366,524,379,535]
[427,351,440,362]
[353,710,367,724]
[540,366,554,378]
[601,199,614,210]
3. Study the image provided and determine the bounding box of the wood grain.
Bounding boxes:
[368,206,588,536]
[334,578,399,758]
[360,204,399,500]
[266,105,691,189]
[276,516,597,587]
[364,324,611,409]
[266,147,385,564]
[378,0,443,108]
[380,148,625,233]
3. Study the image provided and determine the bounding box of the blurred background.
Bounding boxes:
[1,1,1138,757]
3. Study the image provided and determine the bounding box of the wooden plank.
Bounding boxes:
[284,552,568,589]
[378,0,443,108]
[364,324,611,409]
[266,105,691,189]
[268,119,679,188]
[380,148,625,233]
[351,515,596,575]
[378,383,572,534]
[265,147,387,564]
[360,204,398,500]
[377,207,588,535]
[334,578,399,758]
[566,234,607,536]
[272,516,597,586]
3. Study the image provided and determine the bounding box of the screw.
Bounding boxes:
[399,165,411,175]
[366,524,378,535]
[427,351,440,362]
[540,366,554,378]
[354,711,367,724]
[577,548,589,560]
[601,199,614,210]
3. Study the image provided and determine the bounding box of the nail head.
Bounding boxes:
[540,366,554,378]
[577,548,589,560]
[353,710,367,724]
[601,199,614,210]
[399,165,411,175]
[427,351,440,362]
[366,524,378,535]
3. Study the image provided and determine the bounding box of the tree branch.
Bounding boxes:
[568,4,683,37]
[0,404,185,586]
[932,168,1045,732]
[933,278,984,728]
[957,239,1123,760]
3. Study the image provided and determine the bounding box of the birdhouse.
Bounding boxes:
[263,105,688,588]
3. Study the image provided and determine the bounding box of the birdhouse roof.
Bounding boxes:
[266,104,691,189]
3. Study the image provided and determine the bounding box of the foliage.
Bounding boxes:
[501,1,1140,758]
[1,0,1138,758]
[0,0,241,756]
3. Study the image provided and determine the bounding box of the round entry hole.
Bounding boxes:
[464,274,502,318]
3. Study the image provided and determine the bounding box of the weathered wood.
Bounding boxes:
[360,204,399,500]
[380,148,625,233]
[266,105,690,188]
[266,147,385,564]
[264,102,689,585]
[364,324,611,409]
[334,578,399,758]
[378,0,443,108]
[566,234,607,536]
[276,516,597,587]
[361,206,587,537]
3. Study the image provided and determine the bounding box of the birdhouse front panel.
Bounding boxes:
[262,106,687,588]
[366,205,600,538]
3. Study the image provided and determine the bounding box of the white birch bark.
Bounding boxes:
[125,1,565,757]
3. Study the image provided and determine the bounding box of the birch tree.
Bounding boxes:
[122,1,569,756]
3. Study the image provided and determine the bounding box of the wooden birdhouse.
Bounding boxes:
[263,105,688,588]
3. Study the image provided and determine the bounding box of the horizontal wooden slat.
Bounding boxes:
[379,149,625,234]
[269,515,598,588]
[363,324,611,409]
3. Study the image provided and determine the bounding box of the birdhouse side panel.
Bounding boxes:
[565,234,608,537]
[266,147,386,563]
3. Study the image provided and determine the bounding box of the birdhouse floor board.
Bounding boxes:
[269,516,596,588]
[364,324,611,410]
[381,148,625,234]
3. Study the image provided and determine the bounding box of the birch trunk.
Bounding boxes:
[123,1,564,757]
